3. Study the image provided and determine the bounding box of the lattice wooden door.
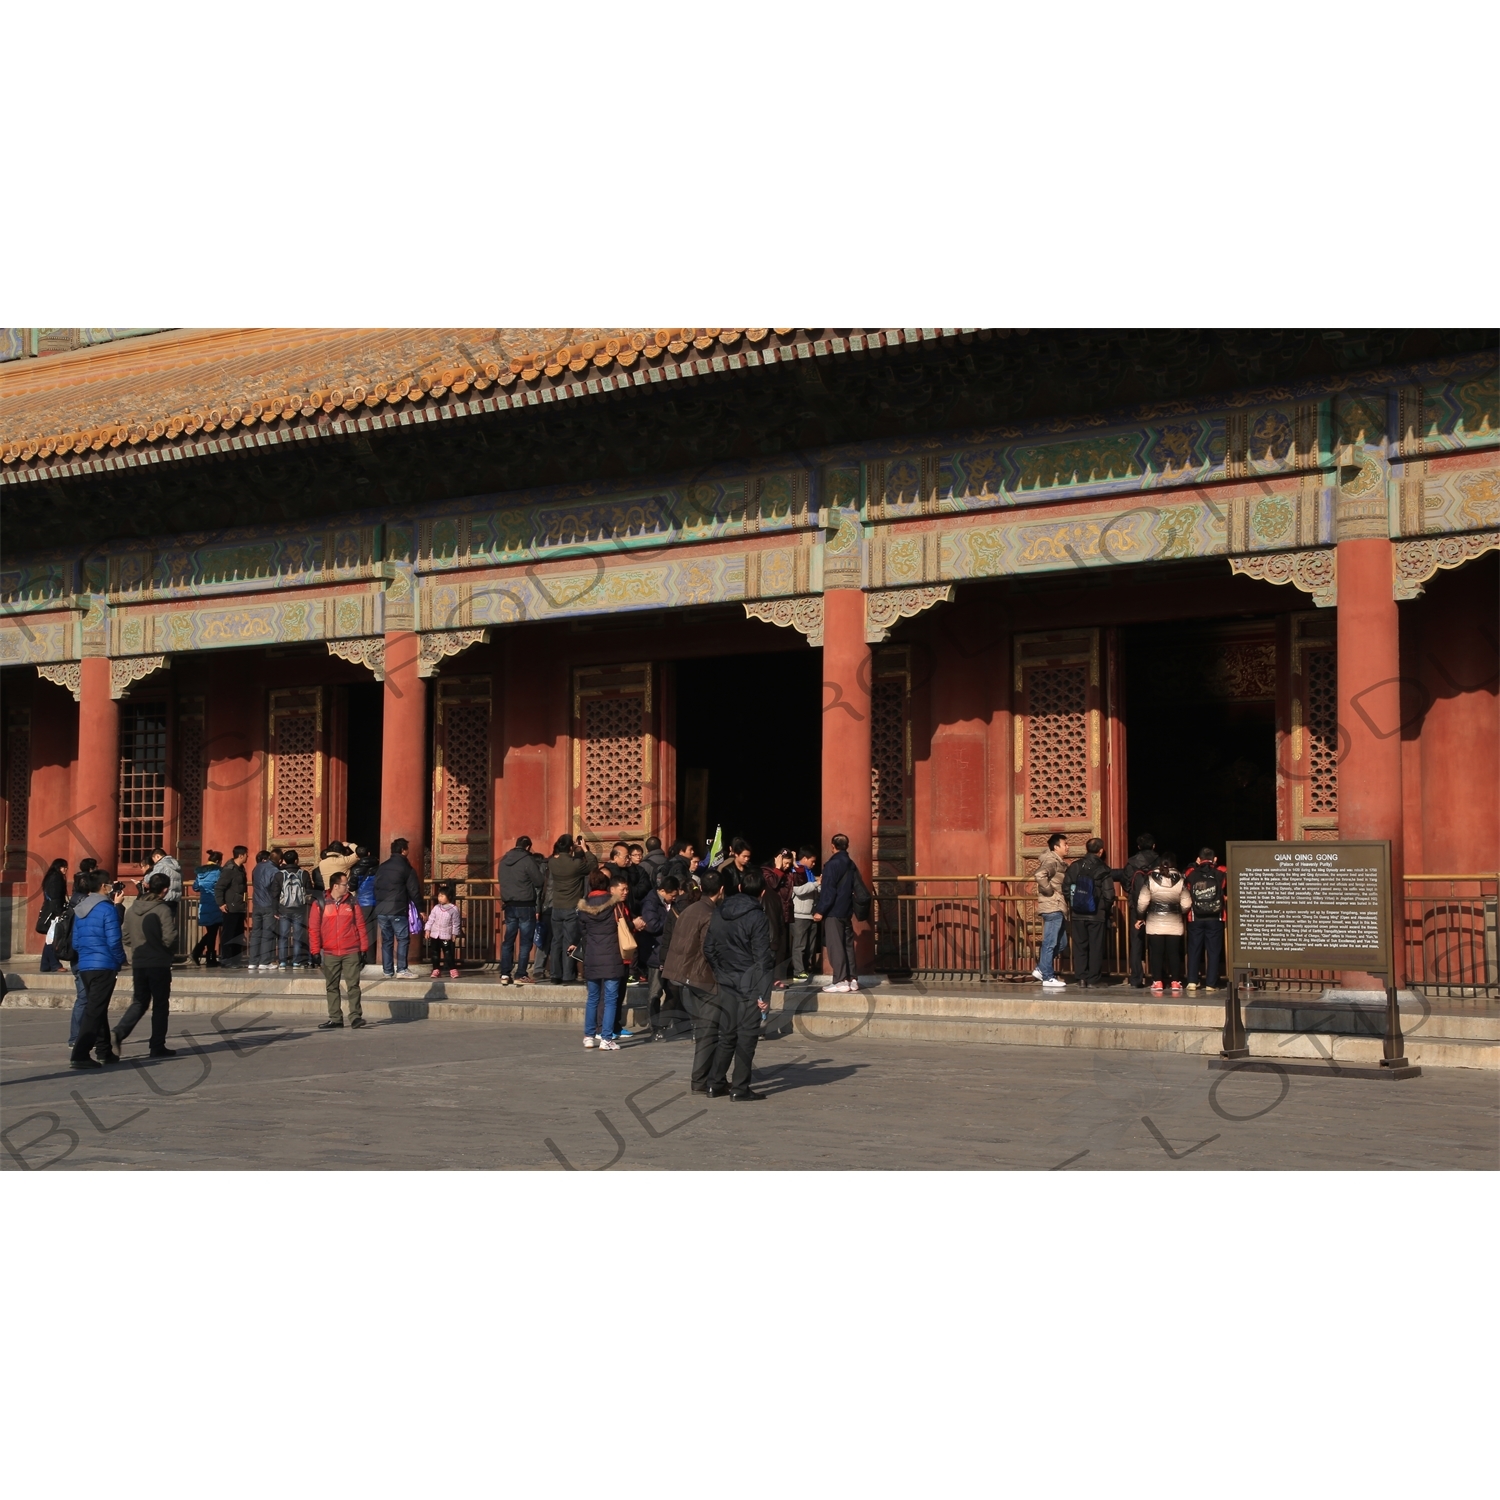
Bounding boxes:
[4,705,30,880]
[870,646,913,878]
[265,688,325,864]
[572,663,659,845]
[1287,612,1339,840]
[433,677,492,880]
[1014,631,1104,876]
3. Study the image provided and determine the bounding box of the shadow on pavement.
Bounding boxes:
[753,1054,868,1095]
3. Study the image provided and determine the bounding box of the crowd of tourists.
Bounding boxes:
[35,835,457,1067]
[1031,831,1227,993]
[491,830,870,1099]
[34,829,872,1095]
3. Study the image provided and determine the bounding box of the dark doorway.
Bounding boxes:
[674,650,822,860]
[345,681,383,852]
[1123,622,1277,866]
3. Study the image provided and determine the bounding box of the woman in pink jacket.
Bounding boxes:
[424,886,465,978]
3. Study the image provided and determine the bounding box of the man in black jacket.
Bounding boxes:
[497,836,547,985]
[718,837,754,896]
[546,835,597,983]
[639,876,685,1039]
[217,846,250,968]
[701,865,773,1100]
[662,840,697,890]
[1062,837,1119,989]
[641,836,668,886]
[374,837,422,977]
[1115,833,1158,989]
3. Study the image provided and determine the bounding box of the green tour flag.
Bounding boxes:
[706,824,723,867]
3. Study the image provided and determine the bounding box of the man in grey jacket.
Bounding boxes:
[116,872,178,1057]
[147,843,183,927]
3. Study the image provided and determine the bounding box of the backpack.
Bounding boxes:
[1069,871,1098,915]
[1188,868,1224,917]
[850,865,872,923]
[280,870,309,909]
[357,873,376,907]
[51,905,78,964]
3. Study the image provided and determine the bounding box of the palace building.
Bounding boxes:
[2,327,1496,985]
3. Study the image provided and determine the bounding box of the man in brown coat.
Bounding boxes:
[1033,832,1070,990]
[661,869,724,1092]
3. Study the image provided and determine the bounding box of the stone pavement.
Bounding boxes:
[1,1004,1495,1170]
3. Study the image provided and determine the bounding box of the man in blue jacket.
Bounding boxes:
[69,871,128,1069]
[814,832,863,994]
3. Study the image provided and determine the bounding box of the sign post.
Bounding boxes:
[1216,840,1419,1080]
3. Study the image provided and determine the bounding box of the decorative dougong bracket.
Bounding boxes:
[327,637,387,681]
[864,585,954,643]
[418,628,489,677]
[36,662,81,700]
[743,597,824,647]
[1228,550,1337,608]
[1393,531,1499,600]
[109,655,167,698]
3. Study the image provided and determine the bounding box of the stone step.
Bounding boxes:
[1244,1001,1500,1042]
[795,1006,1498,1069]
[794,1008,1223,1055]
[7,970,1494,1069]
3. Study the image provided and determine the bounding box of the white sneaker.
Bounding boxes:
[395,969,415,978]
[1042,977,1067,990]
[821,981,846,993]
[598,1038,621,1051]
[1031,967,1044,980]
[583,1035,596,1049]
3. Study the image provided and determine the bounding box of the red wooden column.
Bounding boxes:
[380,630,428,863]
[1336,536,1405,985]
[203,674,257,860]
[821,589,873,968]
[75,657,119,874]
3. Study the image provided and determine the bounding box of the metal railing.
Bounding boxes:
[174,879,506,967]
[872,873,1500,998]
[873,876,1133,981]
[425,879,499,966]
[100,870,1500,998]
[1404,874,1498,999]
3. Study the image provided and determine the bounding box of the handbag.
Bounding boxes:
[408,900,424,936]
[616,910,638,963]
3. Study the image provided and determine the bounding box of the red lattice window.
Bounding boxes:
[582,695,644,829]
[443,702,490,836]
[273,714,318,839]
[177,714,204,844]
[119,702,168,866]
[1306,649,1338,816]
[870,678,906,827]
[1026,665,1089,821]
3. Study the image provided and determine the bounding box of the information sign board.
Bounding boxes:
[1227,840,1392,976]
